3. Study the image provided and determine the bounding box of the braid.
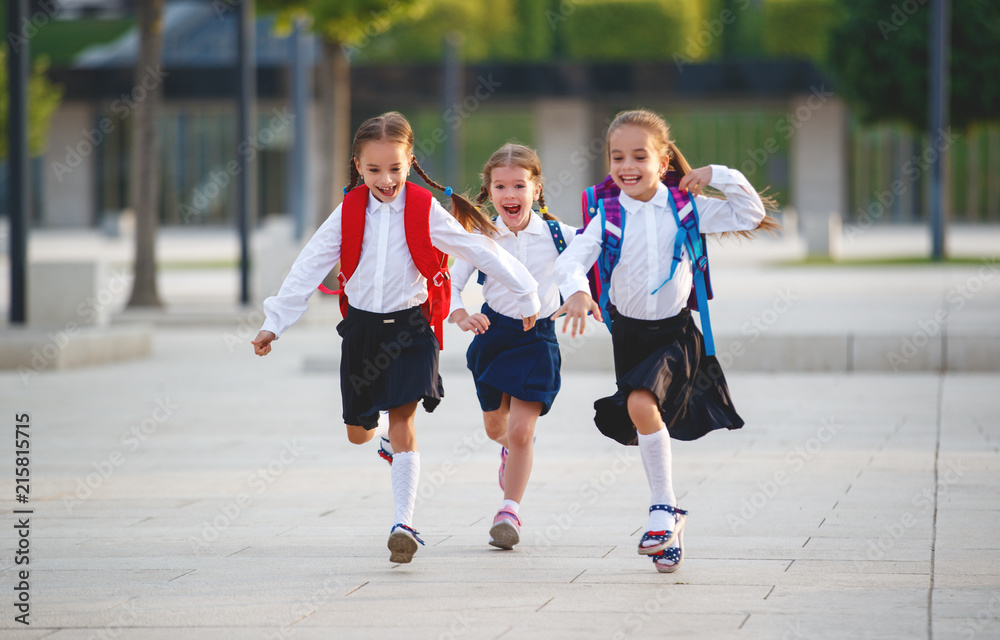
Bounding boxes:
[411,161,446,192]
[347,160,361,191]
[412,159,498,237]
[476,184,490,207]
[537,188,559,222]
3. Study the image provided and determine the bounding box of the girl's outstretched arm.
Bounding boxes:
[428,200,541,329]
[550,212,604,337]
[260,206,344,339]
[686,165,767,233]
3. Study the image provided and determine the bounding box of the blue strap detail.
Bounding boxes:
[545,219,567,254]
[650,193,716,356]
[595,199,622,332]
[391,523,425,546]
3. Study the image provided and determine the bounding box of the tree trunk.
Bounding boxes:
[317,37,350,290]
[317,37,351,229]
[126,0,166,308]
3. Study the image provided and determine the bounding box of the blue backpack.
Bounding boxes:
[582,172,716,356]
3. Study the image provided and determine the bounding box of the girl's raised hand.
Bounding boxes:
[451,309,491,335]
[550,291,602,338]
[252,330,276,356]
[679,165,713,196]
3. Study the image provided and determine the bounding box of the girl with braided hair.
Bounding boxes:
[252,113,540,564]
[448,143,579,550]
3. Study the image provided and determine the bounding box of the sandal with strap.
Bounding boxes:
[651,528,684,573]
[377,436,393,465]
[387,523,424,563]
[488,508,521,550]
[637,504,687,556]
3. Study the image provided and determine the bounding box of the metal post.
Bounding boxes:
[8,0,29,325]
[237,0,256,303]
[442,32,463,190]
[290,18,310,241]
[928,0,950,260]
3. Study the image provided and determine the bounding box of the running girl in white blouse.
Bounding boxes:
[252,113,540,565]
[552,110,780,573]
[449,143,577,551]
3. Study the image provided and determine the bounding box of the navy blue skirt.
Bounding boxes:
[465,304,561,416]
[594,308,743,445]
[336,306,443,429]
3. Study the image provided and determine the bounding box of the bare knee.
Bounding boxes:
[346,425,374,445]
[626,389,658,416]
[507,420,534,449]
[483,407,508,441]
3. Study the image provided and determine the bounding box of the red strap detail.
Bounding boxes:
[317,284,338,295]
[333,186,368,317]
[331,183,449,349]
[404,184,449,349]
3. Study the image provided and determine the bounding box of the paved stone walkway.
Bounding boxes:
[2,325,998,639]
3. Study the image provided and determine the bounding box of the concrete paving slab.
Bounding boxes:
[1,326,999,637]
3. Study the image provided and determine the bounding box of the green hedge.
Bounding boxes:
[562,0,684,62]
[761,0,841,61]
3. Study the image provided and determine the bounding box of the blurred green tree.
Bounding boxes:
[0,53,63,159]
[258,0,424,228]
[828,0,1000,130]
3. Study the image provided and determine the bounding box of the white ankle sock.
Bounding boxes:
[501,499,519,515]
[380,435,394,456]
[391,451,419,526]
[638,427,676,532]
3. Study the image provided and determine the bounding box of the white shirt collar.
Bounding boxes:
[496,212,545,237]
[618,181,670,213]
[366,183,407,214]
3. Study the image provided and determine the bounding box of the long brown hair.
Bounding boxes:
[607,109,781,238]
[346,111,498,237]
[475,143,559,223]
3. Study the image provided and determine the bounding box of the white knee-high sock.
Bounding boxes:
[638,427,676,532]
[391,451,419,527]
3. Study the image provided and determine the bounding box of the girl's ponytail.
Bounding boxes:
[412,160,499,237]
[668,139,781,237]
[666,141,693,177]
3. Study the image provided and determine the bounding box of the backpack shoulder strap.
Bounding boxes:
[546,219,568,254]
[403,182,450,349]
[321,185,368,319]
[652,188,716,356]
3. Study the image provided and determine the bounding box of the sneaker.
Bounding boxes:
[377,436,393,465]
[498,446,508,491]
[651,529,684,573]
[488,509,521,550]
[638,505,687,555]
[387,524,424,563]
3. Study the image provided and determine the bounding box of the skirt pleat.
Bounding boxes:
[337,306,443,429]
[594,309,743,445]
[466,304,561,415]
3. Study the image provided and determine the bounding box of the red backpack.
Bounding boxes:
[319,182,451,348]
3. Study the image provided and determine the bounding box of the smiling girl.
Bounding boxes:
[252,113,540,564]
[449,143,578,550]
[552,109,779,573]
